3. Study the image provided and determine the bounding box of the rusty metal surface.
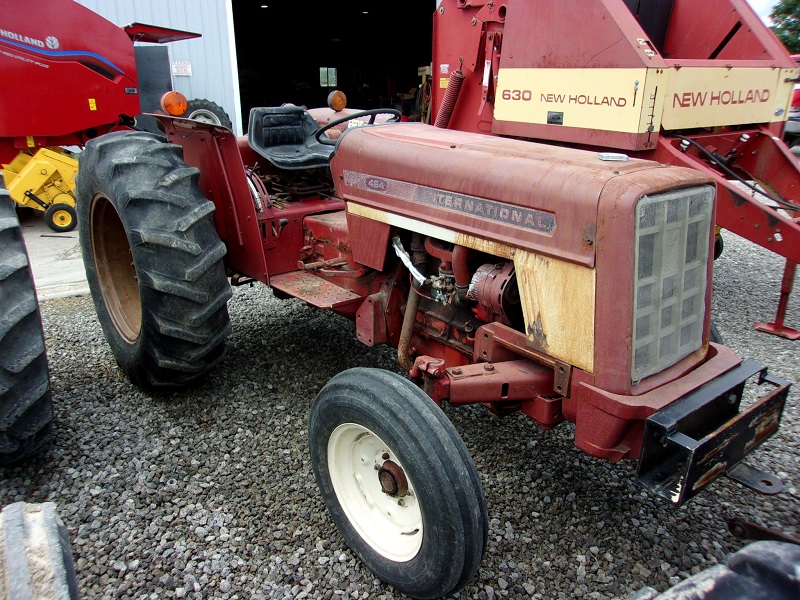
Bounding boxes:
[728,516,800,545]
[268,271,363,310]
[636,361,790,505]
[332,122,696,269]
[725,462,783,495]
[446,359,554,405]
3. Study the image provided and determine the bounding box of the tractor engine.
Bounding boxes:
[403,237,524,357]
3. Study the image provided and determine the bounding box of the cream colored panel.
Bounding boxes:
[513,249,595,373]
[346,203,595,370]
[494,67,665,134]
[346,203,516,258]
[662,67,797,129]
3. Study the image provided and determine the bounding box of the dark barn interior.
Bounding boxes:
[233,2,435,119]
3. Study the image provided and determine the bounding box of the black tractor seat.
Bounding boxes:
[247,106,334,170]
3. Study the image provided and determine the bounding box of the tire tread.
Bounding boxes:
[77,131,231,391]
[0,191,53,465]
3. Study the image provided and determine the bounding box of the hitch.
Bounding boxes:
[636,360,790,505]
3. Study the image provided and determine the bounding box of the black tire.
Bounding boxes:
[0,186,53,465]
[308,367,488,599]
[76,130,232,391]
[182,98,233,129]
[714,231,724,260]
[0,501,79,599]
[630,540,800,600]
[710,320,725,345]
[44,202,77,233]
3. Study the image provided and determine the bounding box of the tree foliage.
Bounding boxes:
[771,0,800,54]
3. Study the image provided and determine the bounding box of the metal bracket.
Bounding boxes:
[725,461,783,495]
[728,516,800,546]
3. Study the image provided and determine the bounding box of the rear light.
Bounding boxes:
[327,90,347,112]
[791,89,800,113]
[631,186,714,382]
[160,91,188,116]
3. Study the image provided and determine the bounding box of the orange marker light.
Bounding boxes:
[327,90,347,112]
[160,91,188,116]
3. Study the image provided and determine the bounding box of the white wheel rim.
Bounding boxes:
[328,423,423,562]
[187,109,221,124]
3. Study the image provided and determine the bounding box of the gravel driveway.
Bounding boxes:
[1,229,798,600]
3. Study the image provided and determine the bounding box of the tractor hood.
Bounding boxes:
[330,122,711,267]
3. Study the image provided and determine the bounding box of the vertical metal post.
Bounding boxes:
[755,259,800,339]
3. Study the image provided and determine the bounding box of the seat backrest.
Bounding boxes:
[248,106,334,170]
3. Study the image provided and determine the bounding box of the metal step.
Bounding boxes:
[269,270,364,309]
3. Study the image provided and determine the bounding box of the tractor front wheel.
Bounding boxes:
[308,367,488,599]
[76,131,232,391]
[0,502,79,599]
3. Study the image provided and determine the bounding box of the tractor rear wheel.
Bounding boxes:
[308,367,488,599]
[182,98,233,129]
[76,131,232,391]
[0,185,53,465]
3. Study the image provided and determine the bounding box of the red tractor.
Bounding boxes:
[1,1,796,598]
[73,75,791,600]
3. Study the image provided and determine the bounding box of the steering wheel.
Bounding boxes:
[315,108,403,145]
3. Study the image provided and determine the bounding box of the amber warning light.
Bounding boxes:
[160,91,188,116]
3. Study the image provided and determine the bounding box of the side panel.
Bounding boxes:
[494,67,667,150]
[514,249,595,373]
[162,118,267,282]
[0,0,140,138]
[346,213,391,271]
[661,67,795,130]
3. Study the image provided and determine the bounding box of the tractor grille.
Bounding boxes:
[632,186,714,382]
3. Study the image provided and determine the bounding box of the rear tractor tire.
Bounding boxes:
[308,367,488,599]
[76,130,232,391]
[181,98,233,129]
[0,185,53,465]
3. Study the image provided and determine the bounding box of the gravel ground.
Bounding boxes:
[1,229,798,600]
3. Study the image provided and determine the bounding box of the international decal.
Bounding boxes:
[344,171,555,234]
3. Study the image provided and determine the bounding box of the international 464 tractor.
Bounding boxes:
[2,1,798,598]
[74,96,792,599]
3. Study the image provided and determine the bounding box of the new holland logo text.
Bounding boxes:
[672,88,770,108]
[540,93,627,107]
[0,28,48,48]
[344,171,555,234]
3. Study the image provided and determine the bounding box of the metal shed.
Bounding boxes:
[74,0,243,135]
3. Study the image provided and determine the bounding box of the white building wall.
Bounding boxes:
[73,0,242,135]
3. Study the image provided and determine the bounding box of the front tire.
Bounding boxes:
[309,368,488,599]
[76,131,232,390]
[0,185,53,465]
